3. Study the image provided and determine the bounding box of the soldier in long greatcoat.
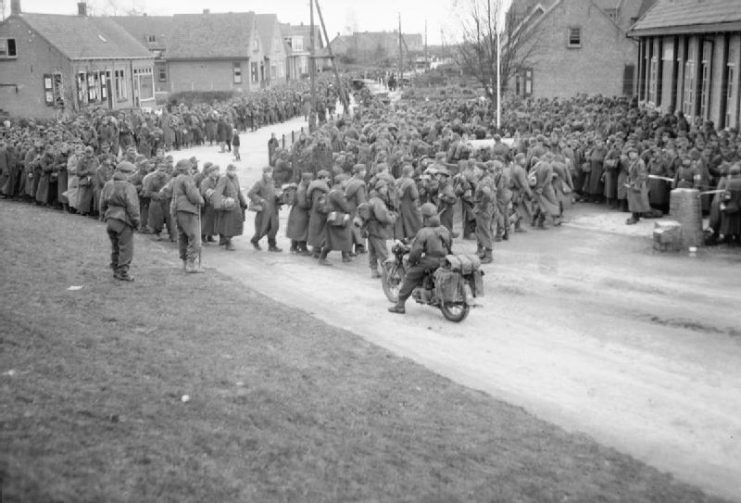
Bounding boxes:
[247,166,281,252]
[318,174,353,265]
[213,164,247,250]
[395,165,422,239]
[306,170,331,256]
[625,147,650,225]
[199,164,221,243]
[286,172,313,254]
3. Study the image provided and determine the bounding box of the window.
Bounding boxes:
[147,34,156,43]
[52,73,64,107]
[100,71,108,101]
[567,27,581,48]
[292,36,303,52]
[284,37,292,49]
[252,38,259,52]
[271,64,276,80]
[251,62,258,83]
[515,67,533,97]
[157,64,167,82]
[43,74,54,106]
[727,65,736,127]
[233,62,242,84]
[0,37,17,57]
[699,41,712,120]
[77,72,86,103]
[649,57,658,104]
[115,69,127,101]
[87,73,98,102]
[683,43,696,116]
[604,8,618,21]
[134,67,154,101]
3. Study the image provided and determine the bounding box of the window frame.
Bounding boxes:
[567,27,581,49]
[115,69,127,102]
[0,37,17,58]
[233,62,242,84]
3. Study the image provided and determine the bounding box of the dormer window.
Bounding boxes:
[148,35,156,43]
[253,38,259,51]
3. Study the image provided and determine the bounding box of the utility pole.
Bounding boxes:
[398,13,403,84]
[424,19,428,73]
[309,0,317,131]
[314,0,349,114]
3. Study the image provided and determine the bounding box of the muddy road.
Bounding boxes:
[170,115,741,501]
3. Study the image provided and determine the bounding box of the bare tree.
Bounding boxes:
[455,0,543,103]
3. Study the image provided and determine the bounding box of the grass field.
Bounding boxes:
[0,200,727,503]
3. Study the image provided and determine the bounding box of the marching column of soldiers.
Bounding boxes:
[2,78,741,282]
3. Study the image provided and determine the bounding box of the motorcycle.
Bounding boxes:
[381,240,484,322]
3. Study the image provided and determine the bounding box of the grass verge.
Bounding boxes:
[0,200,727,503]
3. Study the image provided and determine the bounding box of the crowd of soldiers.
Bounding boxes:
[262,90,741,269]
[2,78,741,281]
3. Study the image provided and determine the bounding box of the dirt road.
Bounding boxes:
[169,116,741,501]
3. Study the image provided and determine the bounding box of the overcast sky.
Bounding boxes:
[5,0,513,45]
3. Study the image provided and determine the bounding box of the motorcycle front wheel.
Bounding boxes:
[381,261,405,303]
[440,284,471,322]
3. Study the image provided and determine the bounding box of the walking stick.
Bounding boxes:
[197,204,202,268]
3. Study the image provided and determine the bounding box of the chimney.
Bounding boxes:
[10,0,21,15]
[203,8,209,14]
[77,2,87,16]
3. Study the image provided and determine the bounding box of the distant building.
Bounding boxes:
[255,14,289,85]
[113,11,290,95]
[629,0,741,129]
[506,0,656,99]
[280,22,332,80]
[110,15,174,96]
[0,0,154,118]
[164,12,263,94]
[329,31,423,64]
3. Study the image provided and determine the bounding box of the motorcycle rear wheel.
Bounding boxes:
[381,262,405,303]
[440,284,471,322]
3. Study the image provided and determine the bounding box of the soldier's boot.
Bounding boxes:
[185,259,205,274]
[388,300,406,314]
[480,249,493,264]
[114,267,134,282]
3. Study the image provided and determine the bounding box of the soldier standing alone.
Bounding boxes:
[99,161,140,281]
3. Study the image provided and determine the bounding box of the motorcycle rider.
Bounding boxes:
[388,202,452,315]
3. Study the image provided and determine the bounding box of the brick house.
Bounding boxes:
[281,22,330,79]
[629,0,741,129]
[329,31,423,64]
[111,15,174,96]
[163,11,264,93]
[0,0,155,118]
[255,14,289,85]
[507,0,656,99]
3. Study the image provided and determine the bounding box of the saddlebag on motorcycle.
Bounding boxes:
[442,254,485,297]
[433,268,467,303]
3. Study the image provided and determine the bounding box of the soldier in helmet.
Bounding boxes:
[99,161,140,281]
[388,202,452,315]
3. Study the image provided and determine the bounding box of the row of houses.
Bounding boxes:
[0,0,330,118]
[504,0,741,129]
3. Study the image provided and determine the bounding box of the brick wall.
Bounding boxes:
[511,0,639,99]
[167,60,254,93]
[0,17,71,118]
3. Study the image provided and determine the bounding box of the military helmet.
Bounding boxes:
[420,202,437,218]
